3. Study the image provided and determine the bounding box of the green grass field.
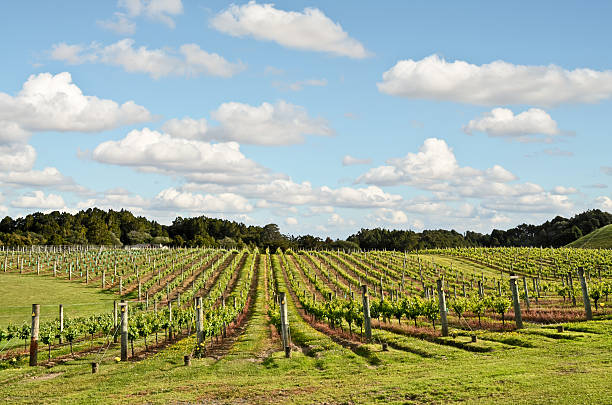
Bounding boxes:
[0,318,610,404]
[567,224,612,249]
[1,249,612,404]
[0,273,116,328]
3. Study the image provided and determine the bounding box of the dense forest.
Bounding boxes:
[0,208,610,250]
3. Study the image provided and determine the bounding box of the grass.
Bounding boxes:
[0,272,116,328]
[1,254,612,404]
[566,224,612,249]
[0,318,610,404]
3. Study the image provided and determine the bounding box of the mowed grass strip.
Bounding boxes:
[0,272,116,328]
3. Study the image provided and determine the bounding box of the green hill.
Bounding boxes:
[567,224,612,248]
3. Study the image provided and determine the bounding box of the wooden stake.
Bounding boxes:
[29,304,40,366]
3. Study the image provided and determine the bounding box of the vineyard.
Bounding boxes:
[0,246,611,404]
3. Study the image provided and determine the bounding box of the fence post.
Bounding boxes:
[510,275,523,329]
[29,304,40,366]
[361,285,372,341]
[120,301,128,361]
[168,301,173,341]
[437,279,449,337]
[577,267,593,320]
[196,296,204,347]
[568,272,577,306]
[113,301,118,343]
[522,276,530,311]
[279,292,291,358]
[59,304,64,344]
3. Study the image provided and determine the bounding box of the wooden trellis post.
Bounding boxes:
[577,267,592,320]
[120,301,128,361]
[279,292,291,358]
[29,304,40,366]
[510,275,523,329]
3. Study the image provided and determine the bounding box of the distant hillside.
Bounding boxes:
[566,224,612,249]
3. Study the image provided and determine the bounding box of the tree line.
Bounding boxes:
[0,208,610,250]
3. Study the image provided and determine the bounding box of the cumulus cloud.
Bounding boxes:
[378,54,612,106]
[119,0,183,28]
[97,12,136,35]
[3,167,73,188]
[285,217,298,225]
[552,186,578,195]
[357,138,464,187]
[342,155,371,166]
[595,196,612,210]
[184,179,402,209]
[161,117,208,139]
[211,1,370,59]
[154,188,253,212]
[481,193,573,213]
[0,144,36,171]
[463,108,565,142]
[357,137,577,215]
[51,39,245,79]
[158,101,330,145]
[371,208,409,224]
[11,191,65,209]
[0,72,151,134]
[209,100,333,145]
[92,128,268,183]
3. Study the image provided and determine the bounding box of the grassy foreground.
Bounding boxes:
[0,272,116,328]
[0,320,610,404]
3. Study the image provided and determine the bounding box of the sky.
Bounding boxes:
[0,0,611,238]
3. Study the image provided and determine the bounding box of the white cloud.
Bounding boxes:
[378,54,612,106]
[585,184,607,189]
[552,186,578,195]
[0,72,151,133]
[342,155,371,166]
[3,167,72,187]
[371,208,409,224]
[211,1,370,59]
[11,191,65,209]
[154,188,252,212]
[0,144,36,172]
[464,108,564,142]
[309,206,334,215]
[161,117,207,139]
[602,166,612,176]
[595,196,612,210]
[119,0,183,28]
[358,138,462,187]
[209,100,333,145]
[328,213,345,226]
[285,217,298,225]
[542,148,574,157]
[482,193,573,213]
[97,13,136,35]
[156,100,330,145]
[51,39,245,79]
[184,179,403,209]
[264,66,284,75]
[0,121,31,144]
[92,128,268,182]
[357,137,578,217]
[274,78,327,91]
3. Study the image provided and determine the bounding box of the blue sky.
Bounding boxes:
[0,0,611,238]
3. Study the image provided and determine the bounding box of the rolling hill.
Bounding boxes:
[567,224,612,249]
